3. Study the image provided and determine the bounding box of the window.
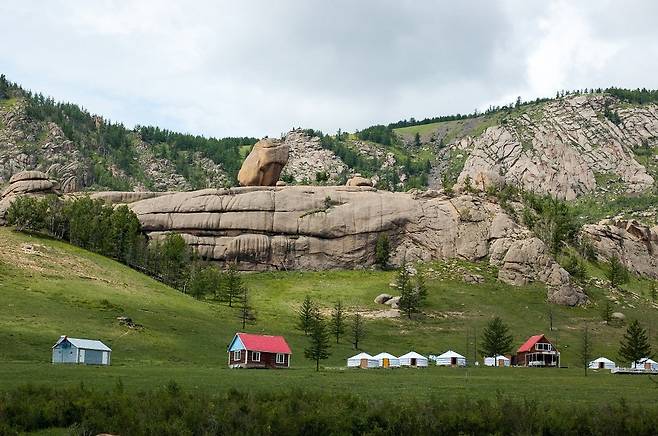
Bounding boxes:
[252,351,261,362]
[276,353,285,364]
[535,343,552,351]
[233,350,241,361]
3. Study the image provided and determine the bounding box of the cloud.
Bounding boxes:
[1,1,657,138]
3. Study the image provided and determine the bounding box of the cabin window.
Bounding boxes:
[276,353,285,364]
[252,351,261,362]
[233,350,241,361]
[535,343,552,351]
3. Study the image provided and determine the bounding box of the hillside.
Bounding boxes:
[1,226,657,401]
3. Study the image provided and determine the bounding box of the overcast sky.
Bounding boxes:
[2,1,658,138]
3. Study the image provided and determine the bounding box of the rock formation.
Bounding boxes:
[346,174,373,187]
[0,170,61,224]
[280,130,348,184]
[453,95,656,199]
[238,138,289,186]
[581,219,658,279]
[114,186,587,305]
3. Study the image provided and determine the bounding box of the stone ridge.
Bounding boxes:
[115,186,587,306]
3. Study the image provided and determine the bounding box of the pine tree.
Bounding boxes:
[375,234,390,269]
[351,313,366,349]
[479,316,513,358]
[329,300,346,344]
[397,260,416,319]
[619,319,652,366]
[601,300,613,325]
[606,256,630,288]
[304,315,331,371]
[222,263,243,307]
[650,283,657,302]
[580,325,592,376]
[297,295,317,335]
[238,285,255,330]
[413,132,421,147]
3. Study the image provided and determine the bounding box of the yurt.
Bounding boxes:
[435,350,467,367]
[347,352,378,368]
[484,355,510,367]
[588,357,616,370]
[632,358,658,371]
[372,352,400,368]
[398,351,428,367]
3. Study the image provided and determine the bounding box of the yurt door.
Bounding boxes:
[411,358,417,366]
[599,362,604,369]
[360,358,368,368]
[645,362,651,370]
[498,359,504,367]
[382,358,389,368]
[451,357,457,366]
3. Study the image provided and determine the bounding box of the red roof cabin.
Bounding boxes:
[514,334,560,367]
[228,333,292,369]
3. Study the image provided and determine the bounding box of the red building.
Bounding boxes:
[514,334,560,367]
[227,332,292,369]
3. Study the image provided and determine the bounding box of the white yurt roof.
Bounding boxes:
[349,352,374,360]
[638,357,657,364]
[399,351,426,360]
[493,355,509,360]
[438,350,465,359]
[590,357,615,364]
[373,352,398,360]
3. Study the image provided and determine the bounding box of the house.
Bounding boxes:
[632,357,658,371]
[433,350,467,367]
[227,332,291,369]
[372,352,400,368]
[347,352,379,368]
[52,336,111,365]
[484,355,510,367]
[515,334,560,367]
[399,351,428,367]
[589,357,616,370]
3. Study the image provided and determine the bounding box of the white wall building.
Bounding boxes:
[588,357,616,370]
[347,352,378,368]
[433,350,466,367]
[484,355,510,367]
[372,352,400,368]
[399,351,428,367]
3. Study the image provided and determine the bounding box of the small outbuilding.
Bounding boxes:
[52,336,111,365]
[589,357,616,370]
[434,350,467,367]
[228,332,291,369]
[373,352,400,368]
[632,358,658,371]
[484,355,510,367]
[347,352,379,368]
[399,351,428,367]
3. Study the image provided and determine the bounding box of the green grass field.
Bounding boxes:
[1,227,657,404]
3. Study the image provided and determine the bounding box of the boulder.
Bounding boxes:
[384,296,400,309]
[237,138,289,186]
[0,171,61,224]
[346,175,373,187]
[374,293,393,304]
[612,312,626,321]
[463,273,484,284]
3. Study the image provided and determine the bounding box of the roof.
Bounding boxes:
[488,355,510,360]
[372,352,398,360]
[590,357,615,364]
[233,333,291,354]
[517,334,549,353]
[437,350,465,359]
[52,336,111,352]
[348,352,375,360]
[636,357,657,364]
[399,351,427,359]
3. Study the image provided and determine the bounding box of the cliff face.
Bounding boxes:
[452,95,656,199]
[106,185,586,306]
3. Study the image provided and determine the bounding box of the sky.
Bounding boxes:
[1,1,658,139]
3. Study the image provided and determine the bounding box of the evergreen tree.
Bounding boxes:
[580,325,592,376]
[329,300,346,344]
[606,256,630,288]
[188,265,222,300]
[6,196,48,232]
[304,315,331,371]
[238,285,256,329]
[413,132,421,147]
[222,263,243,307]
[397,261,428,319]
[297,295,318,335]
[109,205,141,263]
[351,313,366,350]
[601,300,613,325]
[651,283,657,302]
[619,320,652,365]
[375,234,390,269]
[479,316,513,358]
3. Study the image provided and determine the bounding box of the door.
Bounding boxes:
[599,362,604,369]
[360,358,368,368]
[498,359,504,367]
[411,358,417,366]
[645,362,651,370]
[382,358,389,368]
[451,357,457,366]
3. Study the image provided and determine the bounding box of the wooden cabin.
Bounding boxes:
[227,332,291,369]
[514,334,560,367]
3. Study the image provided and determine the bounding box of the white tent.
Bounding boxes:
[399,351,428,367]
[434,350,467,367]
[589,357,616,370]
[484,355,510,367]
[632,358,658,371]
[372,352,400,368]
[347,352,378,368]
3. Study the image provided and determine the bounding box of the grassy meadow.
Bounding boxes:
[0,227,657,405]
